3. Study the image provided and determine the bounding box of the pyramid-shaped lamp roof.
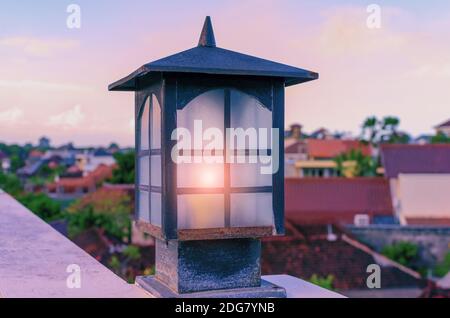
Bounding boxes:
[198,16,216,47]
[109,16,318,91]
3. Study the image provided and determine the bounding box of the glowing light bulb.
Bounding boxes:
[200,167,218,187]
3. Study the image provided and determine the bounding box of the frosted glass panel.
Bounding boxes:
[138,190,149,222]
[230,161,272,187]
[151,155,161,186]
[230,193,273,227]
[151,95,161,149]
[177,89,224,149]
[177,194,224,229]
[230,90,271,128]
[177,157,224,188]
[230,90,272,150]
[140,98,149,151]
[150,192,161,227]
[139,156,149,186]
[230,90,271,129]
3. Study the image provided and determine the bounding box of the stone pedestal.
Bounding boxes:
[136,275,286,298]
[136,238,286,298]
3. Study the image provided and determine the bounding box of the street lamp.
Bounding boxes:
[109,16,318,297]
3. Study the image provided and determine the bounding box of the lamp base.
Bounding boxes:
[136,276,287,298]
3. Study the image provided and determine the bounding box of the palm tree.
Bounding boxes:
[334,149,377,177]
[361,116,379,146]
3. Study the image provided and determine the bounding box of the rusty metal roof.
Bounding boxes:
[109,16,318,91]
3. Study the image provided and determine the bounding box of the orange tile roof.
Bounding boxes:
[47,164,115,193]
[29,150,44,158]
[306,139,372,159]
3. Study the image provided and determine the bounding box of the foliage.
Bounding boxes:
[1,171,62,221]
[108,255,121,272]
[361,116,410,147]
[38,163,66,179]
[431,132,450,144]
[0,143,28,172]
[107,245,143,282]
[122,245,141,261]
[66,205,131,241]
[65,188,132,241]
[381,241,419,268]
[108,142,119,149]
[10,154,25,172]
[309,274,335,290]
[334,149,378,177]
[109,151,135,184]
[434,252,450,277]
[17,192,62,222]
[0,171,23,196]
[143,266,155,276]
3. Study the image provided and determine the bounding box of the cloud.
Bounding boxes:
[0,36,78,57]
[0,107,24,125]
[313,6,409,57]
[47,105,85,128]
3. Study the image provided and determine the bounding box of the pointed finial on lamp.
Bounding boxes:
[198,16,216,47]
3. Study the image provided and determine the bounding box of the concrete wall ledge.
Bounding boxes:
[0,191,149,298]
[0,190,343,298]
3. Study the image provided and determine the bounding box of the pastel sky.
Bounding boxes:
[1,0,450,147]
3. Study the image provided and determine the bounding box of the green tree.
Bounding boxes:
[17,192,62,222]
[9,154,25,172]
[381,241,419,268]
[108,255,121,273]
[0,143,28,172]
[109,151,135,184]
[431,132,450,144]
[36,163,66,181]
[334,149,378,177]
[309,274,335,290]
[360,116,409,146]
[434,252,450,277]
[66,205,131,241]
[107,245,142,282]
[108,142,120,149]
[0,171,23,196]
[361,116,379,146]
[65,189,132,241]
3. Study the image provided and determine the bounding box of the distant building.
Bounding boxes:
[38,136,51,149]
[414,134,432,145]
[0,151,11,173]
[310,127,334,140]
[46,164,115,200]
[285,178,394,225]
[76,150,116,175]
[42,149,76,166]
[285,123,305,140]
[27,150,45,164]
[435,119,450,137]
[57,142,76,151]
[381,144,450,225]
[16,160,45,181]
[285,140,308,176]
[287,139,372,178]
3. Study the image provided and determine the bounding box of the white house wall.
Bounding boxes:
[397,173,450,221]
